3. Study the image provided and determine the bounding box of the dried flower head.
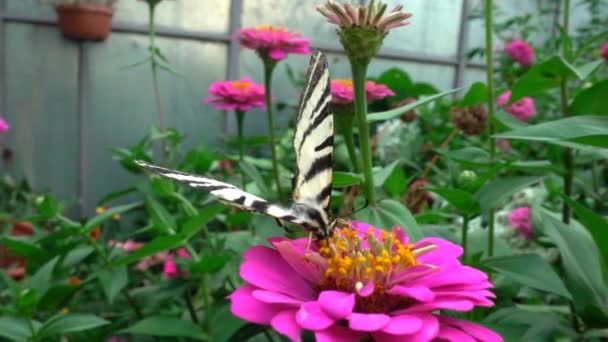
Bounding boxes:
[229,222,501,341]
[391,97,417,123]
[405,179,432,214]
[318,1,412,64]
[451,105,488,135]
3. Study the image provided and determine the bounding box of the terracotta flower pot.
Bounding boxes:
[54,3,113,41]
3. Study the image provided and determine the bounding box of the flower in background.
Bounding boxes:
[68,276,82,286]
[508,206,533,239]
[496,138,512,154]
[451,105,488,135]
[405,178,433,214]
[504,39,534,66]
[331,79,394,105]
[163,248,191,278]
[318,1,412,63]
[229,222,501,342]
[496,90,536,122]
[601,43,608,62]
[236,26,310,61]
[0,118,9,133]
[391,97,417,122]
[205,79,266,112]
[90,227,101,240]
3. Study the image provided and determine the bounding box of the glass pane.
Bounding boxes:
[85,33,227,213]
[5,23,80,210]
[6,0,55,17]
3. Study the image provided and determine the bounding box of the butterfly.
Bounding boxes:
[136,50,337,239]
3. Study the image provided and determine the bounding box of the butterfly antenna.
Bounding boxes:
[353,198,369,214]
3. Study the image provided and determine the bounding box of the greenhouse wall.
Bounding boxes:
[0,0,589,215]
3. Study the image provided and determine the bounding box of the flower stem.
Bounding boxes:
[421,128,458,180]
[461,215,469,263]
[560,0,573,225]
[146,2,167,166]
[336,114,360,173]
[235,110,246,188]
[484,0,496,257]
[351,61,376,206]
[263,61,283,200]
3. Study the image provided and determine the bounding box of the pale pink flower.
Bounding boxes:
[601,43,608,62]
[205,79,266,112]
[229,222,501,342]
[496,138,512,154]
[0,118,9,133]
[236,26,310,61]
[508,206,532,239]
[496,90,536,122]
[504,39,534,66]
[331,79,395,105]
[317,1,412,34]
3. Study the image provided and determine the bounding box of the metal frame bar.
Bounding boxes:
[454,0,473,88]
[224,0,243,135]
[77,43,89,216]
[0,0,5,118]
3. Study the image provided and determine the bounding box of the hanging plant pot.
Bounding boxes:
[54,3,113,41]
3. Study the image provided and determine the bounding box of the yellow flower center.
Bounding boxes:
[256,25,288,32]
[316,227,421,313]
[334,79,354,88]
[230,80,253,90]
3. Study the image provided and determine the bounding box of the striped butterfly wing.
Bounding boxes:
[135,161,307,226]
[292,51,334,228]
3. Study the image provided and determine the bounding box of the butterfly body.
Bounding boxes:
[136,50,335,239]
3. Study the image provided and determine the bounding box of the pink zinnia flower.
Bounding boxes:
[163,258,179,278]
[331,79,395,105]
[0,118,9,133]
[504,39,534,66]
[601,43,608,62]
[205,79,266,112]
[236,26,310,61]
[496,90,536,122]
[229,222,501,342]
[508,206,532,239]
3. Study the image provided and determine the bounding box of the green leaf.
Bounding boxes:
[483,254,572,299]
[459,82,487,107]
[442,147,490,167]
[559,194,608,277]
[182,204,226,237]
[474,176,541,212]
[150,177,177,198]
[373,160,400,187]
[368,87,463,122]
[495,116,608,149]
[84,202,141,231]
[145,196,176,232]
[119,316,209,340]
[570,80,608,115]
[62,246,94,268]
[240,160,270,195]
[190,255,231,274]
[96,187,137,206]
[38,196,60,220]
[332,171,362,188]
[117,235,184,265]
[493,110,528,130]
[428,187,479,215]
[377,67,413,99]
[27,256,60,300]
[383,166,407,197]
[0,238,44,261]
[355,200,423,241]
[38,314,108,338]
[98,265,128,304]
[536,210,608,326]
[209,304,248,342]
[0,317,31,341]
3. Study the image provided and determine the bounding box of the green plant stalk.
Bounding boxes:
[336,114,360,173]
[146,1,168,165]
[235,110,247,188]
[351,61,376,205]
[461,215,470,262]
[484,0,496,257]
[560,0,573,225]
[263,61,284,200]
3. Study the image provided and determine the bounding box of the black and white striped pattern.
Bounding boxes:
[135,51,335,239]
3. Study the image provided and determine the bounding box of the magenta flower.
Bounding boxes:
[229,222,501,342]
[331,79,395,105]
[504,39,534,66]
[236,26,310,61]
[601,43,608,62]
[496,90,536,122]
[0,118,9,133]
[205,79,266,112]
[163,248,191,278]
[508,206,532,239]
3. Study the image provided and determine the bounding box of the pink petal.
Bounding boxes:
[229,285,283,324]
[274,241,323,283]
[407,314,439,342]
[382,314,424,335]
[295,302,335,331]
[269,49,287,60]
[348,313,390,332]
[271,310,301,342]
[357,281,375,297]
[240,246,313,300]
[318,291,355,320]
[439,316,503,342]
[436,326,476,342]
[387,285,435,302]
[315,325,367,342]
[252,290,304,305]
